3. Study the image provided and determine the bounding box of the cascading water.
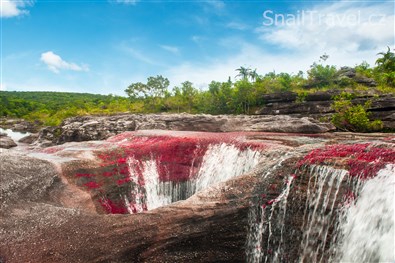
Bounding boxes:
[246,162,395,263]
[299,165,347,262]
[246,154,294,263]
[125,143,261,212]
[333,164,395,262]
[195,144,260,192]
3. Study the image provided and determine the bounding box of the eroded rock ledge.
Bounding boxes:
[1,131,394,262]
[38,113,335,145]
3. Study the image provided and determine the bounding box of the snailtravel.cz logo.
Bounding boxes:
[262,9,388,27]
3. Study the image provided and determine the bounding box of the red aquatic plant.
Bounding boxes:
[84,181,102,189]
[298,143,395,178]
[99,198,129,214]
[74,132,268,214]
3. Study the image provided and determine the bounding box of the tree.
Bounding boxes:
[307,63,337,87]
[125,75,170,101]
[375,47,395,87]
[376,47,395,72]
[180,81,198,113]
[125,82,149,101]
[277,73,292,91]
[234,79,254,114]
[146,75,170,98]
[236,66,251,80]
[249,69,259,82]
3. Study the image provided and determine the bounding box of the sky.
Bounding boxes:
[1,0,394,96]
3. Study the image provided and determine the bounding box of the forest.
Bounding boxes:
[1,48,394,131]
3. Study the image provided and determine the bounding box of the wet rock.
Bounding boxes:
[0,118,41,133]
[18,133,39,144]
[0,136,17,149]
[0,131,394,262]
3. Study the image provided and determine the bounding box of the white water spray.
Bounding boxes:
[245,153,293,263]
[299,165,347,262]
[335,164,395,262]
[125,143,261,213]
[195,144,261,192]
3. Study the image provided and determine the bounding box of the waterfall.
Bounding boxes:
[299,165,347,262]
[246,161,395,263]
[334,164,395,262]
[245,154,293,263]
[195,144,261,192]
[125,143,261,213]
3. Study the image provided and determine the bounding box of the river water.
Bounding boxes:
[0,128,30,142]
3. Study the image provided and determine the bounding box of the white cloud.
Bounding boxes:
[258,1,394,52]
[112,0,139,5]
[40,51,89,73]
[159,45,179,54]
[163,39,388,89]
[1,0,33,18]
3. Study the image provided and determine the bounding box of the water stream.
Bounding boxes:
[0,128,30,142]
[246,163,395,262]
[334,164,395,262]
[124,143,261,212]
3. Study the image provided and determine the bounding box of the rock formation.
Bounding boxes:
[0,133,17,149]
[36,114,335,145]
[1,130,394,262]
[255,91,395,130]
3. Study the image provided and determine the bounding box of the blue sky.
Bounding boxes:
[1,0,394,95]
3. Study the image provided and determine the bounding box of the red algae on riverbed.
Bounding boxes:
[72,131,269,214]
[298,143,395,178]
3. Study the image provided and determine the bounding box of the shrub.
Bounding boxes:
[331,94,383,132]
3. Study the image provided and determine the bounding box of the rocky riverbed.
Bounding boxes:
[0,127,394,262]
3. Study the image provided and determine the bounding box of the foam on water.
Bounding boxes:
[334,164,395,262]
[125,143,261,213]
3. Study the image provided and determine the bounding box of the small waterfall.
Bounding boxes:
[125,156,146,213]
[264,175,295,263]
[246,160,395,263]
[195,144,261,192]
[299,165,347,262]
[141,159,173,210]
[334,164,395,262]
[245,154,293,263]
[125,143,261,213]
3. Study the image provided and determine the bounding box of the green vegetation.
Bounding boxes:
[1,48,394,132]
[331,92,383,132]
[0,92,131,126]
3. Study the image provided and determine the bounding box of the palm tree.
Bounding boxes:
[249,69,259,82]
[376,46,395,72]
[376,47,395,87]
[236,66,251,80]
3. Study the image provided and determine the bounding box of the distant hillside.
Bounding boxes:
[0,91,130,126]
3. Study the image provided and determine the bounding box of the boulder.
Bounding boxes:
[0,136,17,149]
[18,133,39,144]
